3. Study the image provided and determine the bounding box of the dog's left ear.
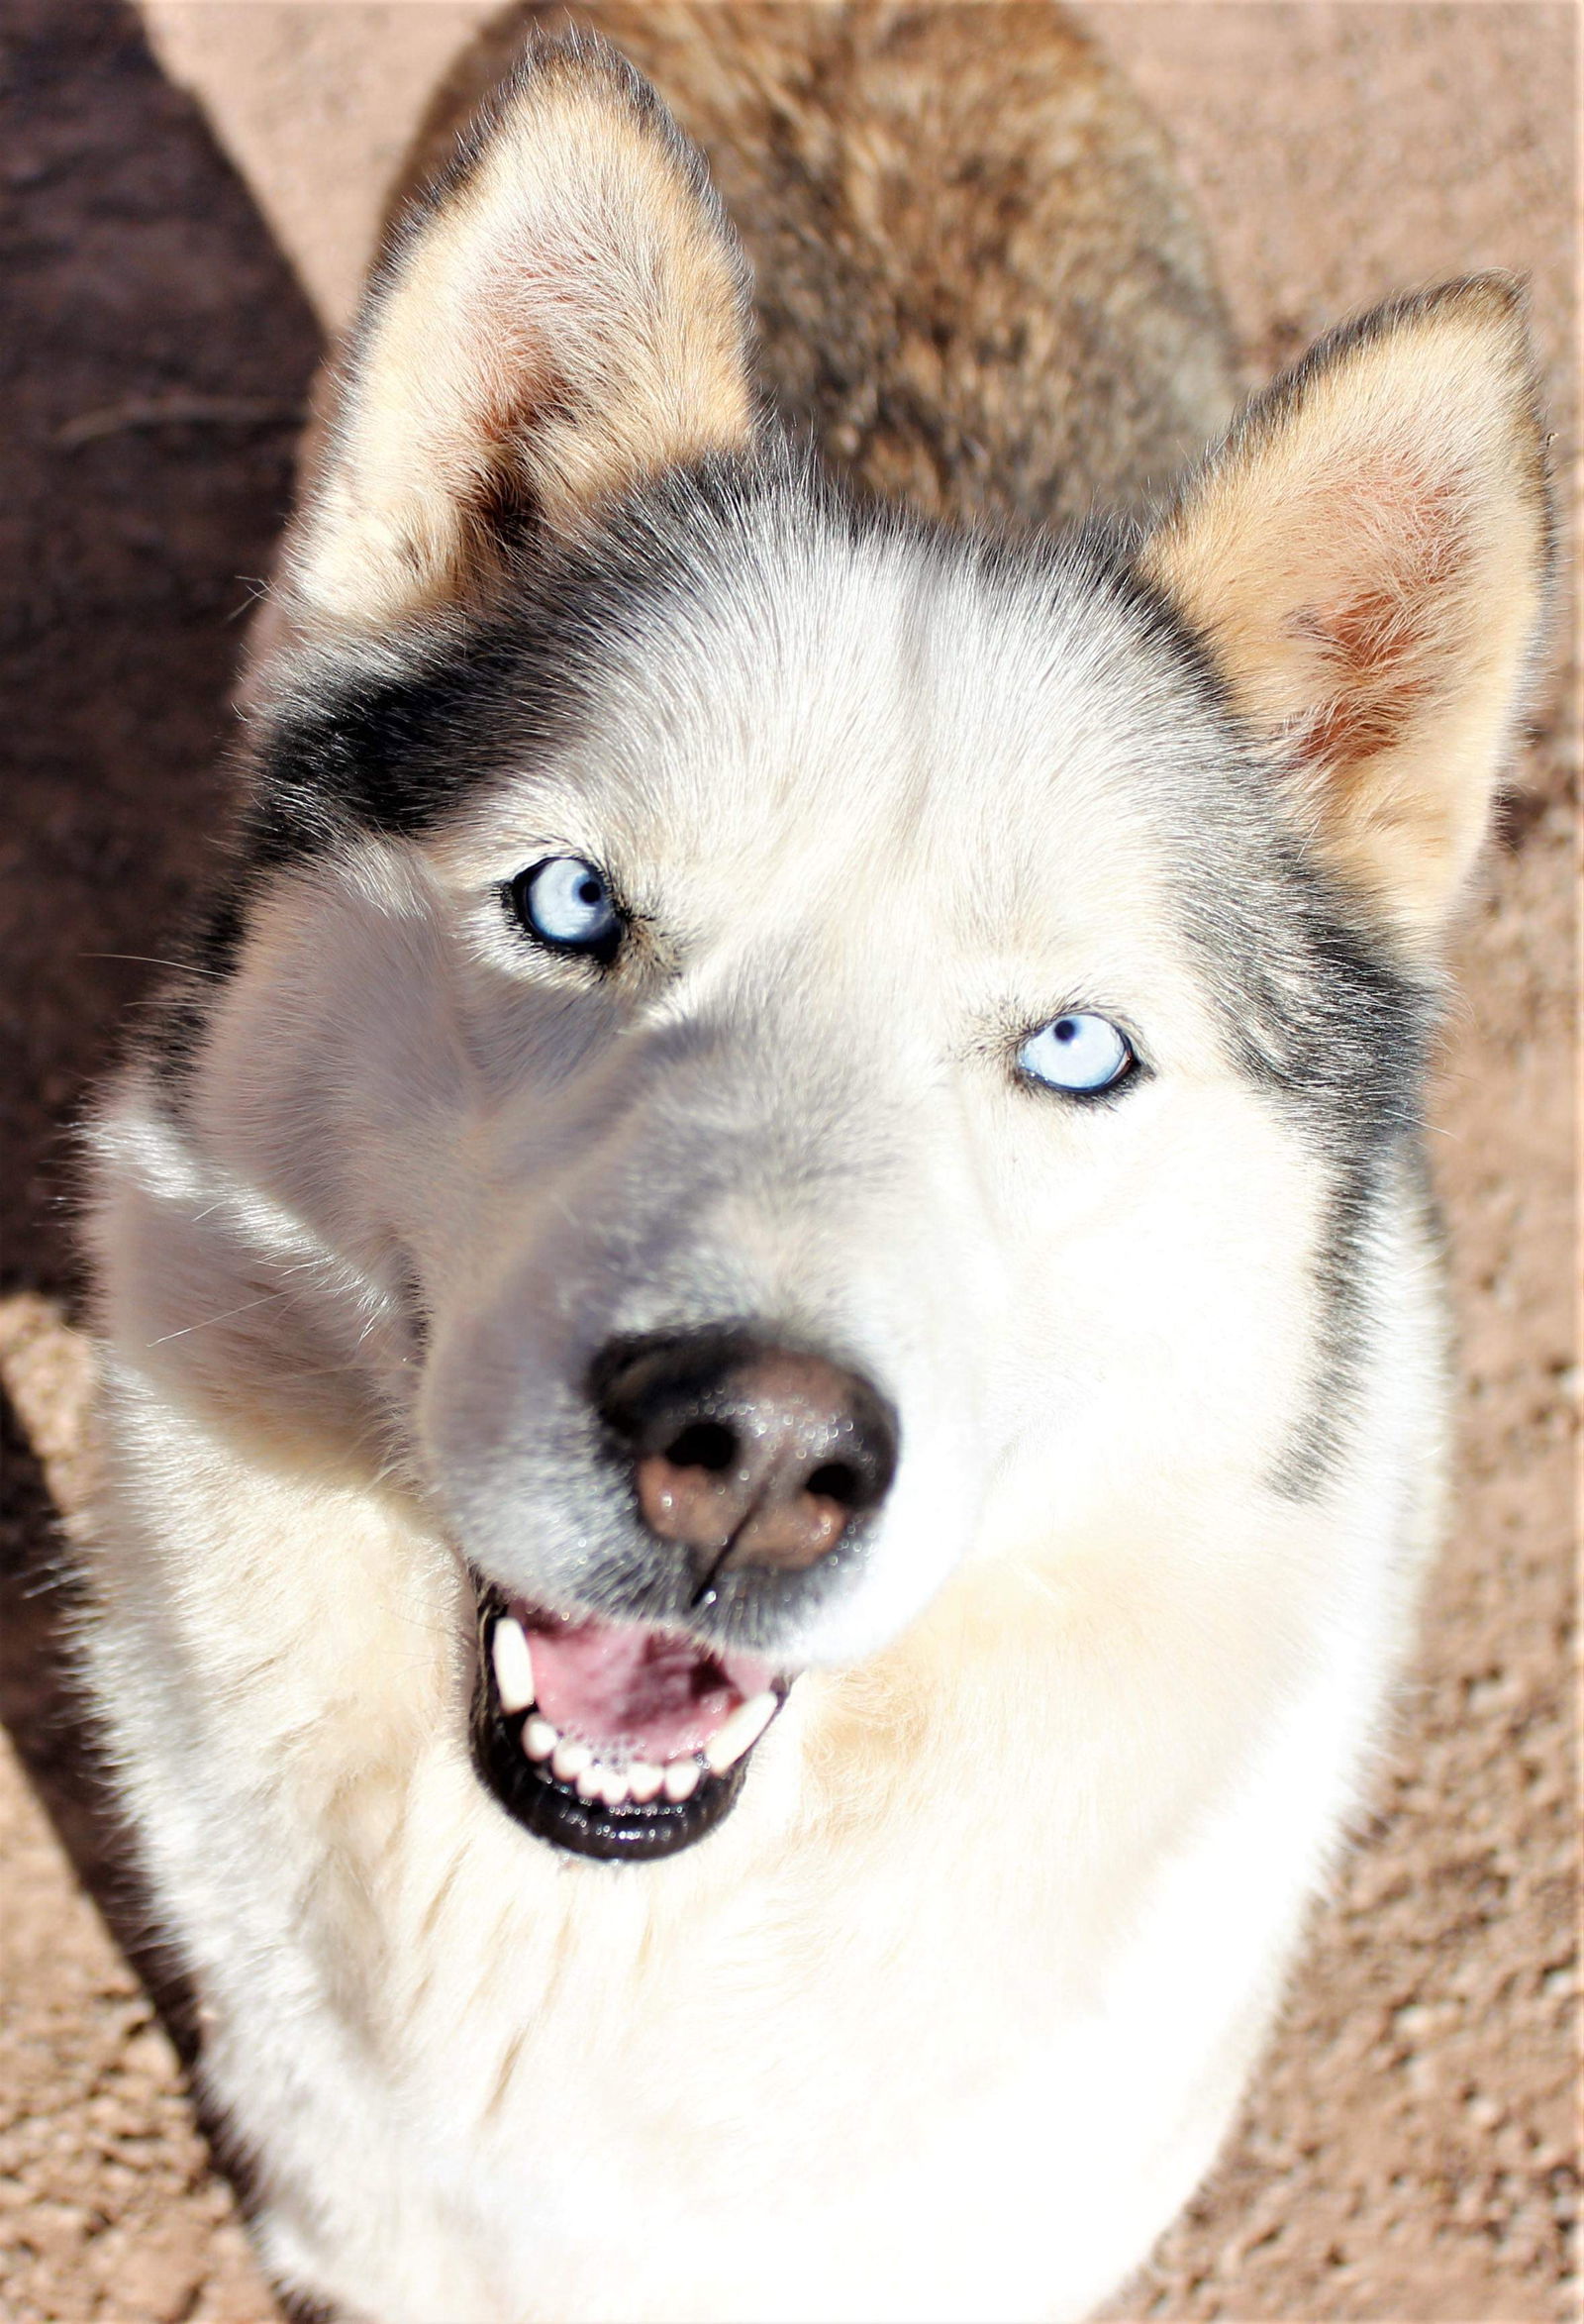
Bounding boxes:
[281,34,755,635]
[1141,275,1550,950]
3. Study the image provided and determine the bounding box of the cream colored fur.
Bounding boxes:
[79,23,1547,2324]
[286,43,754,634]
[1141,278,1548,945]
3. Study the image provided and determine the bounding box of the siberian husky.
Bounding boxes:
[78,7,1550,2320]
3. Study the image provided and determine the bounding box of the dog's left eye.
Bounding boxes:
[1017,1014,1136,1095]
[508,857,623,962]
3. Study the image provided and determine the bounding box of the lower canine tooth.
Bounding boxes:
[627,1761,663,1804]
[523,1716,558,1762]
[491,1617,536,1715]
[551,1739,592,1782]
[662,1760,700,1803]
[703,1690,779,1774]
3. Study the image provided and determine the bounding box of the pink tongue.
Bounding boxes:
[520,1608,774,1761]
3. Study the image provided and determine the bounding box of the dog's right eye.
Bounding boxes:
[507,858,623,964]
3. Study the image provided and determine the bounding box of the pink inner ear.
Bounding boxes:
[1279,457,1472,773]
[1284,582,1431,766]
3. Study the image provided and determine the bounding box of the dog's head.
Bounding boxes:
[135,36,1548,1861]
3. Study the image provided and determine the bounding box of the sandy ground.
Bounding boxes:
[0,5,1575,2320]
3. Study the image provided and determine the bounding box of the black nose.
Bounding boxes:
[591,1330,898,1579]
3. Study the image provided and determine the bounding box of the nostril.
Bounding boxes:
[663,1420,738,1473]
[804,1461,864,1509]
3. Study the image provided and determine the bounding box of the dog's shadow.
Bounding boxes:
[0,0,321,2169]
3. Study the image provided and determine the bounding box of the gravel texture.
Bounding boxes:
[0,6,1574,2319]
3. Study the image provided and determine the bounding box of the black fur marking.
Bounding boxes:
[1117,541,1439,1494]
[1269,1154,1388,1497]
[250,636,565,859]
[1170,744,1436,1498]
[244,455,817,860]
[140,459,731,1089]
[1213,866,1434,1498]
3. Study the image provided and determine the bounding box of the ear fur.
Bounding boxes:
[282,32,755,634]
[1141,275,1551,949]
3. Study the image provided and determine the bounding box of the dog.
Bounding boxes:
[77,7,1550,2319]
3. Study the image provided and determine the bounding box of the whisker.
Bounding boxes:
[147,1289,290,1346]
[226,575,271,624]
[145,1256,342,1346]
[80,954,222,979]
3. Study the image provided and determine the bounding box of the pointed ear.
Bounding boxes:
[281,34,755,634]
[1140,276,1551,949]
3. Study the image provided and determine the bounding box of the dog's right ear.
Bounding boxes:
[280,35,755,635]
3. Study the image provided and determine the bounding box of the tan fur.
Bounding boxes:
[400,1,1239,528]
[287,35,755,632]
[1141,276,1549,945]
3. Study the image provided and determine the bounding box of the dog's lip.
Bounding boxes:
[467,1574,792,1864]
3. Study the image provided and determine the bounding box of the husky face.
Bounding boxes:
[170,463,1423,1860]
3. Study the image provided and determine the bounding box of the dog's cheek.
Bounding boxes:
[982,1087,1327,1542]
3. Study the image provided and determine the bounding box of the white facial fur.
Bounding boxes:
[148,504,1332,1673]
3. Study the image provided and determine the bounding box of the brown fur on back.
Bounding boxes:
[401,2,1239,527]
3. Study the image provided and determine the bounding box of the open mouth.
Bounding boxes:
[470,1579,790,1862]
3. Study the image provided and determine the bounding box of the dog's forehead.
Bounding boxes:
[448,481,1231,960]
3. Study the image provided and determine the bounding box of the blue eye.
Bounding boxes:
[1017,1014,1136,1095]
[508,858,622,962]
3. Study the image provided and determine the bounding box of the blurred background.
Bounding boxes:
[0,6,1575,2318]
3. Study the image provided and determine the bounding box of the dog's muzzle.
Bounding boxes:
[469,1327,898,1862]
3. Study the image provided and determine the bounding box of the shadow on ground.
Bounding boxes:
[0,0,319,2081]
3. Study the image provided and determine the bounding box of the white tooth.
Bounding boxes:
[599,1768,631,1808]
[702,1691,778,1775]
[575,1763,605,1801]
[523,1716,558,1762]
[626,1761,664,1804]
[490,1618,536,1714]
[662,1759,700,1803]
[551,1739,593,1782]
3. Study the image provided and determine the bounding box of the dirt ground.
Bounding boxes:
[0,5,1575,2321]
